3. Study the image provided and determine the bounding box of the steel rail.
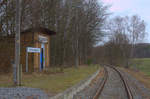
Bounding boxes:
[93,65,133,99]
[93,66,108,99]
[109,65,133,99]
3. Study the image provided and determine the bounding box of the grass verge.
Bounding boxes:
[0,65,99,94]
[132,58,150,76]
[121,58,150,89]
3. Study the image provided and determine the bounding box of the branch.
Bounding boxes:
[0,0,7,8]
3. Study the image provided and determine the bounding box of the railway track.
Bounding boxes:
[93,65,133,99]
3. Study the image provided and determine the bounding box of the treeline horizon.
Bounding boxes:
[0,0,109,68]
[93,15,147,67]
[0,0,147,69]
[93,42,149,66]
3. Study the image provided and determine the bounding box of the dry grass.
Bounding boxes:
[0,65,99,94]
[89,68,104,86]
[121,68,150,89]
[124,58,150,89]
[0,73,13,87]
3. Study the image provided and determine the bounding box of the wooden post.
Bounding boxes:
[19,64,22,86]
[14,0,21,86]
[26,48,28,72]
[13,64,17,85]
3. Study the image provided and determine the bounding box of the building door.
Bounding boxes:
[40,43,45,70]
[40,48,43,70]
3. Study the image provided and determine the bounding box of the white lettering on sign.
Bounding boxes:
[27,47,41,53]
[39,35,48,43]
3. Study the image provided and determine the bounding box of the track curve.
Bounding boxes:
[93,65,133,99]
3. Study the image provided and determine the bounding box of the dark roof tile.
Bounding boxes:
[21,27,56,35]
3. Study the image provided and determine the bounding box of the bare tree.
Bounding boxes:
[104,15,146,67]
[0,0,108,68]
[128,15,146,59]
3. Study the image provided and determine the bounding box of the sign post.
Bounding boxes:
[26,47,41,72]
[26,48,28,72]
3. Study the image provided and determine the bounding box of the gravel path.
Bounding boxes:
[0,87,48,99]
[99,67,128,99]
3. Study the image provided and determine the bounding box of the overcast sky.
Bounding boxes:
[101,0,150,43]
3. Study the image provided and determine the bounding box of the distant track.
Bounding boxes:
[93,65,133,99]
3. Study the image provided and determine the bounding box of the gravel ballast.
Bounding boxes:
[119,69,150,99]
[74,66,150,99]
[73,69,103,99]
[0,87,48,99]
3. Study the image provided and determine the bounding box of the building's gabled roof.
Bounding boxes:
[21,27,56,35]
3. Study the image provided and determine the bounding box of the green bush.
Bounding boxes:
[87,59,93,65]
